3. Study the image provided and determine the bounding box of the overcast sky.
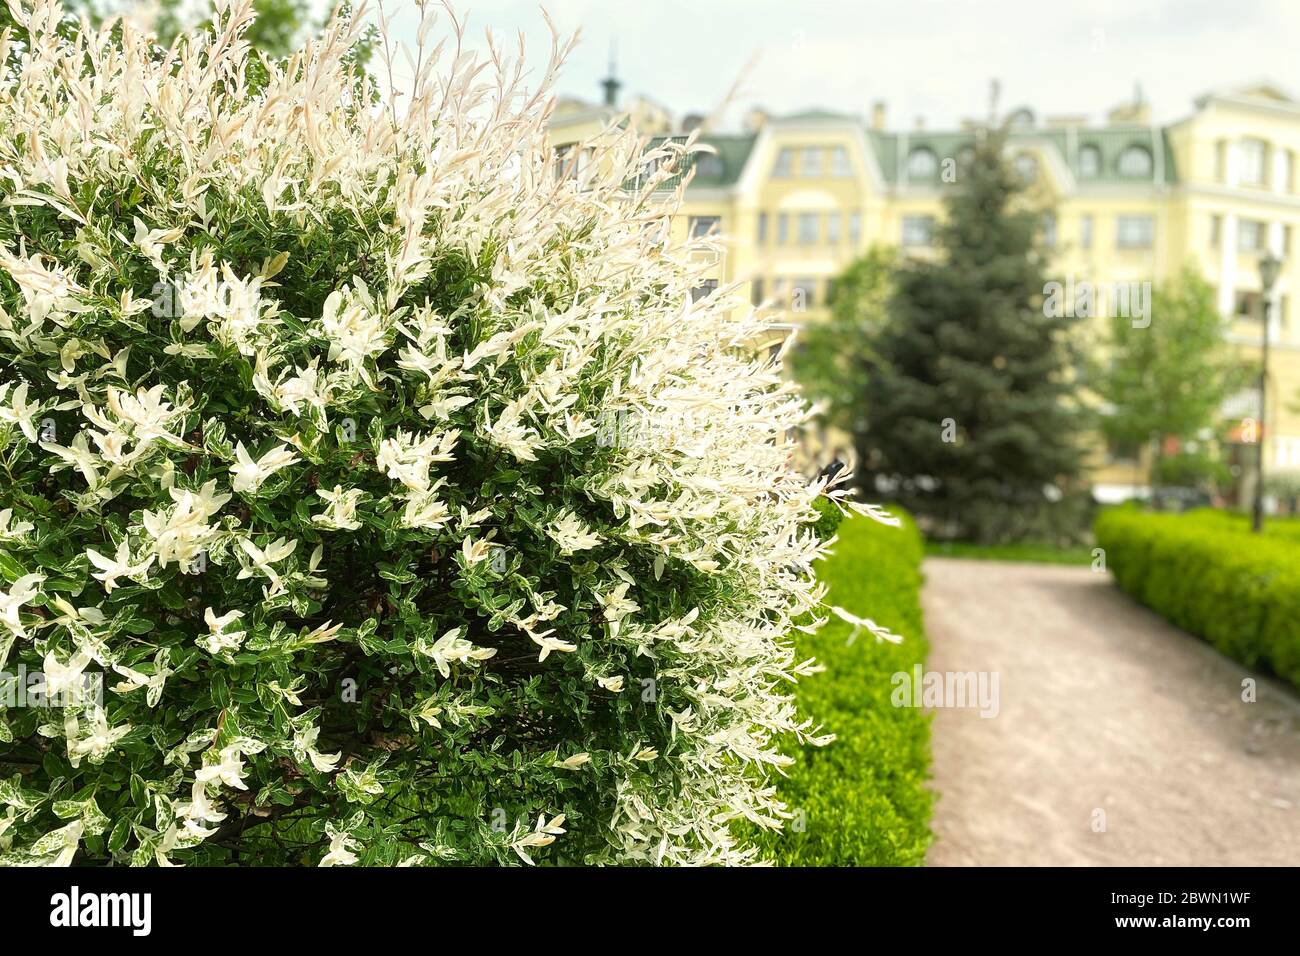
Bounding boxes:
[375,0,1300,130]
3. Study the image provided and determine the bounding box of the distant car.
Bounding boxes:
[1150,486,1212,512]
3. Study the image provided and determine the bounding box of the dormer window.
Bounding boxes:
[694,152,724,179]
[906,147,938,180]
[1117,145,1153,178]
[1078,144,1101,178]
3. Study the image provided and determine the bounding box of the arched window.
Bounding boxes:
[1078,144,1101,178]
[1117,145,1153,178]
[906,147,938,180]
[694,152,725,179]
[1007,108,1036,130]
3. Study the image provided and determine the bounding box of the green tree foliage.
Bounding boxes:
[856,128,1087,543]
[1094,269,1244,496]
[790,246,892,448]
[23,0,321,57]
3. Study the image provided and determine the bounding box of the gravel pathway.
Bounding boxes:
[921,558,1300,866]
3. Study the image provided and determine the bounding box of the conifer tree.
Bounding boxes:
[858,127,1087,542]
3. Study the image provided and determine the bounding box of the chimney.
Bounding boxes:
[871,100,887,130]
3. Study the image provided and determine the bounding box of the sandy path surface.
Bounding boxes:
[921,558,1300,866]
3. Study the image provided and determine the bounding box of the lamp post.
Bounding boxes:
[1253,250,1282,533]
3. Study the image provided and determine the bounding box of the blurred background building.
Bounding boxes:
[548,74,1300,505]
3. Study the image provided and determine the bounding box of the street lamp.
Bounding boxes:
[1253,250,1282,533]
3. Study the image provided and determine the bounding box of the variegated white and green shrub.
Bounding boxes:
[0,0,884,866]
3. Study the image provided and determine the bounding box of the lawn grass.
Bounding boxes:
[757,510,933,866]
[924,540,1094,565]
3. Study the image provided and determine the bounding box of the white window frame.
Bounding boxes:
[1116,215,1154,249]
[689,216,721,239]
[800,147,824,178]
[796,212,820,246]
[1239,138,1268,187]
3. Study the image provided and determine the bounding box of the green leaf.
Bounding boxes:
[0,551,28,583]
[130,773,148,809]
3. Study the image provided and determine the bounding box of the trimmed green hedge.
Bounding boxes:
[1094,509,1300,689]
[1174,507,1300,543]
[759,509,933,865]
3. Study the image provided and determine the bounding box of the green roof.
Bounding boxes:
[634,133,757,191]
[639,121,1177,192]
[867,125,1177,186]
[780,109,857,122]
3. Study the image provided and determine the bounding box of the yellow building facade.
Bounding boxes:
[549,83,1300,506]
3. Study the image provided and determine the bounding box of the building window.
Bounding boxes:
[1116,214,1154,249]
[849,211,863,245]
[1234,290,1261,321]
[1285,225,1293,255]
[757,212,768,245]
[689,216,721,239]
[791,277,817,310]
[1043,213,1057,248]
[694,152,725,179]
[1014,153,1038,183]
[554,144,588,182]
[1080,214,1094,249]
[902,215,935,247]
[690,279,718,303]
[777,213,790,245]
[831,146,852,178]
[1117,145,1153,178]
[800,147,823,178]
[1285,150,1296,193]
[827,212,841,244]
[1078,144,1101,179]
[1239,138,1268,187]
[1215,140,1227,183]
[751,277,765,307]
[906,147,938,180]
[1210,214,1221,249]
[825,278,838,305]
[1238,219,1266,253]
[1105,437,1140,466]
[772,148,794,178]
[797,212,819,245]
[641,219,669,245]
[638,153,666,186]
